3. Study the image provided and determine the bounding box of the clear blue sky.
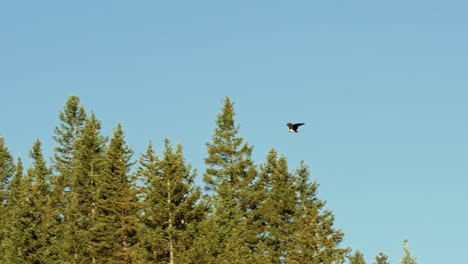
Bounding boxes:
[1,1,467,263]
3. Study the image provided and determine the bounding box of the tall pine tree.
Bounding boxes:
[254,149,299,263]
[62,112,107,263]
[133,141,161,262]
[0,138,15,262]
[15,140,55,263]
[400,240,417,264]
[288,162,349,263]
[254,152,348,263]
[137,139,206,263]
[52,95,87,195]
[202,97,257,263]
[90,123,139,263]
[1,158,26,263]
[0,136,14,203]
[51,95,88,262]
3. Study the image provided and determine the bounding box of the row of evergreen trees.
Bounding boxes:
[0,96,417,263]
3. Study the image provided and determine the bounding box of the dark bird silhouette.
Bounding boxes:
[287,123,305,133]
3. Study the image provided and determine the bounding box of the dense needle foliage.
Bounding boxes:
[0,96,417,263]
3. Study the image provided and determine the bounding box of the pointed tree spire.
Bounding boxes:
[374,252,390,264]
[204,97,256,193]
[349,250,367,264]
[400,240,417,264]
[53,95,87,176]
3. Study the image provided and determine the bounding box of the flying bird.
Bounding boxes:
[287,123,305,133]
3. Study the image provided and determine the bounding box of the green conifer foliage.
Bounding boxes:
[400,240,417,264]
[137,139,206,263]
[374,252,390,264]
[0,95,422,263]
[1,158,26,263]
[349,250,367,264]
[134,141,162,262]
[20,140,55,263]
[53,95,87,183]
[91,123,138,263]
[0,137,15,258]
[254,152,348,263]
[0,136,14,203]
[51,95,87,262]
[289,162,349,263]
[202,97,258,262]
[254,149,298,262]
[63,112,107,263]
[204,97,256,197]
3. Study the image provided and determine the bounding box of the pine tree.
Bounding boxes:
[202,180,254,264]
[254,152,348,263]
[203,97,257,196]
[0,136,14,202]
[137,139,207,263]
[12,140,55,263]
[62,112,107,263]
[254,149,299,263]
[51,95,87,262]
[374,252,389,264]
[349,250,366,264]
[288,162,349,263]
[133,141,161,262]
[0,137,15,258]
[400,240,417,264]
[52,95,87,194]
[1,158,27,263]
[90,123,138,263]
[202,97,257,262]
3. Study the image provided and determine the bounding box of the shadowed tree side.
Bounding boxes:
[1,158,26,263]
[0,137,15,259]
[0,137,14,205]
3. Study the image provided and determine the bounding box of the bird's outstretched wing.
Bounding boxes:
[294,123,305,128]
